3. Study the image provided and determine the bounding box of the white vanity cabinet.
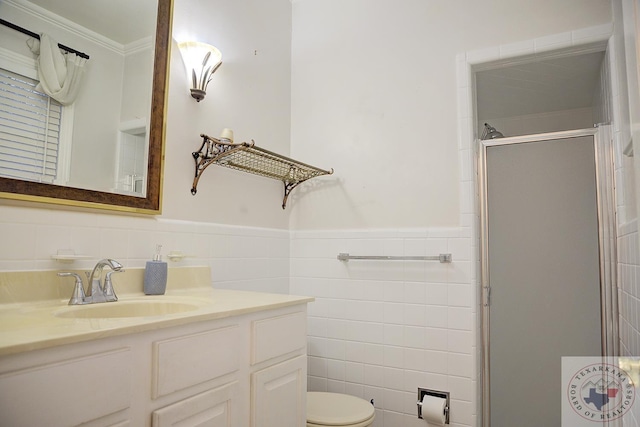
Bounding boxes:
[0,303,309,427]
[250,311,308,427]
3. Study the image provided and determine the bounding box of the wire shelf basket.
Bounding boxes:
[191,134,333,208]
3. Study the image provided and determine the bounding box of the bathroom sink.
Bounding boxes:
[54,300,201,319]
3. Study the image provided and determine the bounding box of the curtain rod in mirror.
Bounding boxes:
[0,18,89,59]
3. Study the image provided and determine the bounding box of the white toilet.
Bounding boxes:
[307,392,375,427]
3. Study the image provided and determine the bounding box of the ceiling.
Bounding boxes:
[475,50,606,122]
[26,0,157,45]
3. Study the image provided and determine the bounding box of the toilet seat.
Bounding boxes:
[307,392,375,427]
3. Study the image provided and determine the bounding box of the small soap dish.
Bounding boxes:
[51,249,92,263]
[167,251,195,262]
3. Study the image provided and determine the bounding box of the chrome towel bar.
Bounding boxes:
[337,253,452,263]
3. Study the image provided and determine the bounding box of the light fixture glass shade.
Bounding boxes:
[177,41,222,102]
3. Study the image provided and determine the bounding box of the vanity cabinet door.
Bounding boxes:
[152,381,239,427]
[251,355,307,427]
[0,348,132,427]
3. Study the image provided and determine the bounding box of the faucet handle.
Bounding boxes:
[103,270,124,302]
[58,272,86,305]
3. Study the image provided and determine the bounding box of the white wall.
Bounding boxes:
[120,45,155,122]
[289,0,612,230]
[164,0,293,228]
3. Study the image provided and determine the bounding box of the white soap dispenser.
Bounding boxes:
[144,244,167,295]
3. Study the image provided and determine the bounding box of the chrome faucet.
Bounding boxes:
[58,259,124,305]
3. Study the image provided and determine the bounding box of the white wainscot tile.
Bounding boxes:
[384,324,405,347]
[425,263,449,283]
[383,366,405,391]
[325,318,349,340]
[344,383,364,398]
[404,326,426,349]
[403,238,427,256]
[308,377,327,392]
[347,321,384,345]
[403,261,427,282]
[425,305,449,328]
[383,281,406,303]
[345,361,364,384]
[424,350,448,375]
[364,364,385,387]
[327,380,346,394]
[404,348,426,372]
[448,353,473,378]
[404,304,427,327]
[35,224,71,260]
[384,302,406,324]
[365,386,385,411]
[308,356,327,377]
[99,228,131,260]
[425,283,448,305]
[351,300,384,322]
[448,376,473,402]
[383,389,405,413]
[403,369,427,395]
[307,317,327,337]
[448,307,473,331]
[384,345,404,368]
[423,372,448,392]
[449,398,474,426]
[345,341,367,362]
[448,238,472,261]
[425,328,448,352]
[448,284,473,307]
[308,337,327,358]
[448,330,473,354]
[449,260,473,284]
[327,359,346,381]
[325,338,346,360]
[361,343,384,366]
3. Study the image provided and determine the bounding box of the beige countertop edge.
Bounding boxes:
[0,289,314,357]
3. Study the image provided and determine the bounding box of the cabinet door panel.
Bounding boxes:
[0,348,132,427]
[152,381,238,427]
[251,312,306,365]
[153,325,240,398]
[251,356,306,427]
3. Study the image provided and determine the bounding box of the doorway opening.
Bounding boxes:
[473,44,618,426]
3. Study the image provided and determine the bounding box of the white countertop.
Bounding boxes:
[0,267,313,356]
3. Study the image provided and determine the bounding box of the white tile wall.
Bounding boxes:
[619,220,640,427]
[291,229,476,427]
[0,205,290,294]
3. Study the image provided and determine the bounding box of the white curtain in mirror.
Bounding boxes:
[27,34,87,105]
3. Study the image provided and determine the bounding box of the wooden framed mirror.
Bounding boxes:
[0,0,173,214]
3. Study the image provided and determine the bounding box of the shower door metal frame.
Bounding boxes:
[478,127,619,427]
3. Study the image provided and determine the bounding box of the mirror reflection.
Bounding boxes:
[0,0,158,197]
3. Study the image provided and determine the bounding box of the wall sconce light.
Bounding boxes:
[177,41,222,102]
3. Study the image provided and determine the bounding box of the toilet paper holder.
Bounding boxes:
[417,388,450,424]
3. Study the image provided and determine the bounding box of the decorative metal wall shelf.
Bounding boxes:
[191,134,333,209]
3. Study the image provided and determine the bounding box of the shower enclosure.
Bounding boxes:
[478,128,618,426]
